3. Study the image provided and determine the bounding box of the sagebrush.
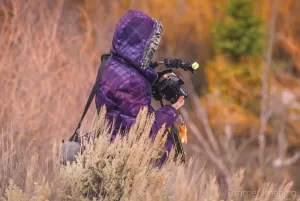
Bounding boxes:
[0,107,297,201]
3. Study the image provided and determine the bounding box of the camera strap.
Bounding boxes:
[68,54,111,143]
[170,125,185,163]
[159,99,186,163]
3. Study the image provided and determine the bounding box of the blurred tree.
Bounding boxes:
[213,0,263,62]
[204,0,265,134]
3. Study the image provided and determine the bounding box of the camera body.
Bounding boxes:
[152,69,188,104]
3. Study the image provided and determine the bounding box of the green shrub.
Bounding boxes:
[213,0,264,62]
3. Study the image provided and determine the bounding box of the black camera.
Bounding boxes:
[152,69,188,104]
[150,59,199,104]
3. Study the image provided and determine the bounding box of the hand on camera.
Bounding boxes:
[160,73,185,110]
[159,72,175,81]
[171,96,185,110]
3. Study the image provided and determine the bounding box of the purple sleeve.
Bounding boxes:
[115,78,178,138]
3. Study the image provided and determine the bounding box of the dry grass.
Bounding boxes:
[0,0,113,149]
[0,107,298,201]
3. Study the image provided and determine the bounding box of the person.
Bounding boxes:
[95,10,185,166]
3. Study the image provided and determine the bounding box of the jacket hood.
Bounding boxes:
[111,10,163,70]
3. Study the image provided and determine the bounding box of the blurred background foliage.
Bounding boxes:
[3,0,300,193]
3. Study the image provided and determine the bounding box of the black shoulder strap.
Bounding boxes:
[69,54,111,142]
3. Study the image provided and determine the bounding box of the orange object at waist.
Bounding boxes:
[179,124,187,144]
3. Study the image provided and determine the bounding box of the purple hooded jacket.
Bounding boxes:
[95,10,178,159]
